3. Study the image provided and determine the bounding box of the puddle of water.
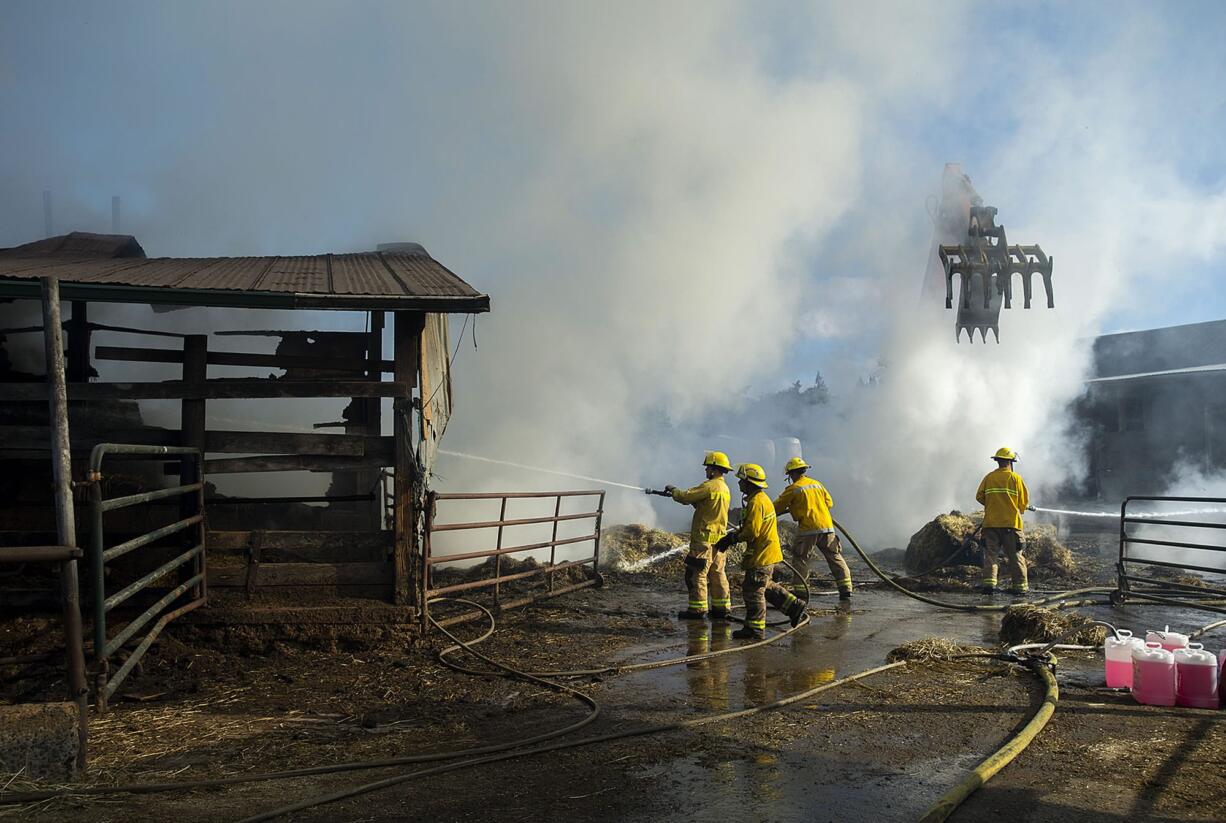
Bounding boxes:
[588,587,1226,821]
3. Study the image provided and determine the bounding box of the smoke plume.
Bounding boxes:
[4,2,1226,551]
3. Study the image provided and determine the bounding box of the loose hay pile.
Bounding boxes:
[999,605,1106,646]
[887,637,987,662]
[1023,524,1076,578]
[602,524,687,572]
[904,511,1077,579]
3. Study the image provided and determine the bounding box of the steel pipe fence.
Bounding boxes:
[0,545,88,770]
[86,444,207,710]
[1116,495,1226,616]
[421,490,605,630]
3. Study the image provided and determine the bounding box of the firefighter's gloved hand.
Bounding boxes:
[714,533,737,553]
[664,485,677,494]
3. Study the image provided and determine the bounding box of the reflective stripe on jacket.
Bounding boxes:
[976,468,1030,530]
[672,476,731,543]
[737,490,784,569]
[773,475,834,532]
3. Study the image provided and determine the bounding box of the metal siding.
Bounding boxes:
[254,256,328,294]
[173,258,276,291]
[331,254,402,295]
[384,254,481,297]
[0,251,487,310]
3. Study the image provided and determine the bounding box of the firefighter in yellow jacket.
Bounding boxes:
[715,464,806,640]
[665,451,733,619]
[976,447,1031,595]
[774,457,852,600]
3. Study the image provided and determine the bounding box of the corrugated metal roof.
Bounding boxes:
[0,233,489,313]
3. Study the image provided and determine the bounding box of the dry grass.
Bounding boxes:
[999,604,1106,646]
[886,636,988,663]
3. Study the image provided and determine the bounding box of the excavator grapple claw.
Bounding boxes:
[923,165,1054,342]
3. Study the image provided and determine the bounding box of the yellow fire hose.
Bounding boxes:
[918,655,1059,822]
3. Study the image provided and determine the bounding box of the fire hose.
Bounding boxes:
[4,520,1221,819]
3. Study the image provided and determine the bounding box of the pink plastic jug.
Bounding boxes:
[1146,626,1189,653]
[1174,644,1219,709]
[1220,649,1225,707]
[1132,642,1176,706]
[1104,630,1142,688]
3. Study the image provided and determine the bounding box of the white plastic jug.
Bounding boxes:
[1147,626,1189,652]
[1174,643,1219,709]
[1104,630,1143,688]
[1132,642,1176,706]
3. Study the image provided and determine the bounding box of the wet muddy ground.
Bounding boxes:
[3,573,1226,822]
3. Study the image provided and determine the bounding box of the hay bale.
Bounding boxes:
[602,524,686,572]
[887,637,986,662]
[904,512,1077,579]
[1023,524,1076,578]
[999,605,1106,646]
[0,702,79,780]
[904,511,980,574]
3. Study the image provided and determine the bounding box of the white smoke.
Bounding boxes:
[3,2,1226,552]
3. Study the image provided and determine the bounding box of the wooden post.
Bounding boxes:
[40,277,88,771]
[364,311,384,530]
[181,335,207,599]
[392,312,424,606]
[66,301,90,383]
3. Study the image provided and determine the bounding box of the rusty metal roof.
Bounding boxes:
[0,233,489,312]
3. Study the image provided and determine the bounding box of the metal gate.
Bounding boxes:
[1116,495,1226,615]
[86,444,207,710]
[421,489,605,629]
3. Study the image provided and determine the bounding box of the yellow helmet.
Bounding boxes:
[783,456,809,474]
[703,450,733,472]
[736,463,769,489]
[992,447,1018,462]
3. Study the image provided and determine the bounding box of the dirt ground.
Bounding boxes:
[3,548,1226,822]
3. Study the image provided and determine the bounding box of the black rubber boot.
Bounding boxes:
[977,585,997,596]
[678,609,707,620]
[732,626,765,640]
[838,589,852,602]
[708,609,733,620]
[788,603,806,627]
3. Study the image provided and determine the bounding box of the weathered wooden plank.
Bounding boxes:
[0,426,391,459]
[208,530,393,552]
[205,431,393,458]
[2,380,409,401]
[208,561,392,588]
[180,335,208,599]
[95,345,394,373]
[209,543,387,564]
[198,454,392,474]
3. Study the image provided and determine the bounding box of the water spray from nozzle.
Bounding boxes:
[438,449,645,491]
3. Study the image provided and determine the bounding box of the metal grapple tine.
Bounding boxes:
[1043,257,1054,308]
[1031,248,1054,308]
[960,270,973,310]
[940,246,955,309]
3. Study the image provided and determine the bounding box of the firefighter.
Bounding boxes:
[976,447,1031,595]
[773,457,853,600]
[665,451,733,619]
[715,463,806,640]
